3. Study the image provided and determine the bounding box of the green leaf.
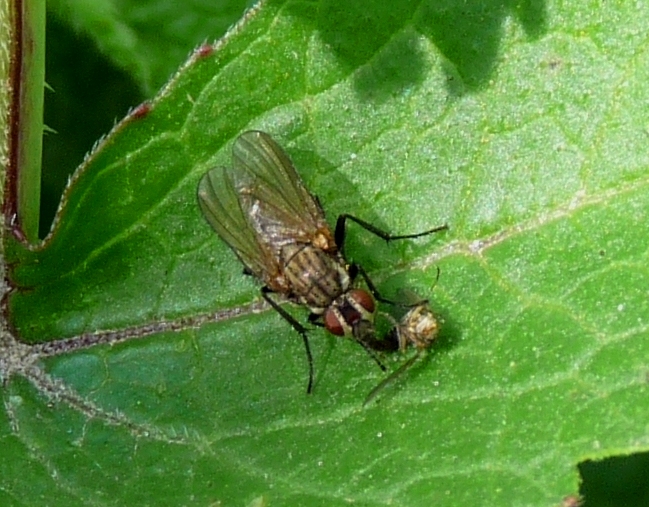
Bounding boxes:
[4,1,649,506]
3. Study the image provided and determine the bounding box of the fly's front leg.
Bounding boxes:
[261,288,315,394]
[335,213,447,257]
[350,263,408,308]
[348,256,440,308]
[308,313,325,327]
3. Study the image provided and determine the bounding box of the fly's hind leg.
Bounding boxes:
[261,288,315,394]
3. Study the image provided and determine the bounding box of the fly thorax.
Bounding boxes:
[281,244,348,309]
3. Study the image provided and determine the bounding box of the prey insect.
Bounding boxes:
[197,130,447,393]
[364,283,442,405]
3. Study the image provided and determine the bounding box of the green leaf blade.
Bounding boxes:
[4,1,649,505]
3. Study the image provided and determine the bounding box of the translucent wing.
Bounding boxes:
[231,131,332,246]
[197,165,278,279]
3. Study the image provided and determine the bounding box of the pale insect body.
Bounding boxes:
[389,298,440,352]
[364,289,442,405]
[198,131,447,393]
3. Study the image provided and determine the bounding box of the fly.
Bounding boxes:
[197,130,447,393]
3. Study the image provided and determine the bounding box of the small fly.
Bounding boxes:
[386,288,441,352]
[197,130,447,393]
[364,284,442,405]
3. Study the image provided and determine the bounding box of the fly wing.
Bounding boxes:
[197,165,278,279]
[231,131,332,245]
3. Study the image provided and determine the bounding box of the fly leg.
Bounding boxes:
[349,263,411,308]
[353,335,389,370]
[335,214,447,258]
[261,288,315,394]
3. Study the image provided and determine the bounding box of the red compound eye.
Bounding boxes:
[324,308,345,336]
[348,289,375,314]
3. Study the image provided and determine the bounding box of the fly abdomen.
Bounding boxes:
[282,244,349,309]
